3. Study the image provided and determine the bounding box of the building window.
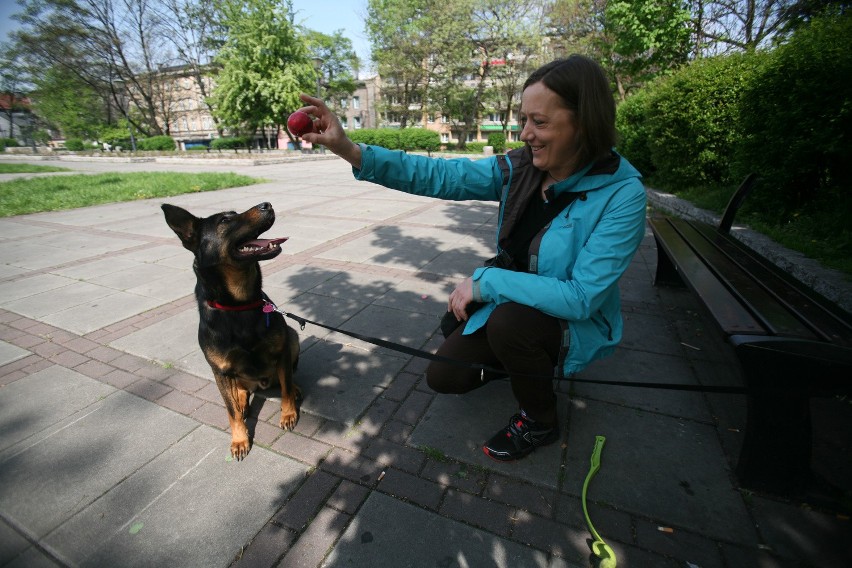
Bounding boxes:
[441,133,449,143]
[352,96,360,109]
[441,115,449,124]
[340,116,348,129]
[354,116,361,129]
[341,98,348,109]
[427,114,435,123]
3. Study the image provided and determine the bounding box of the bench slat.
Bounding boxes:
[649,217,765,334]
[669,218,819,340]
[689,222,852,346]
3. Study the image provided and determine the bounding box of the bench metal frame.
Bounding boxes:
[649,175,852,496]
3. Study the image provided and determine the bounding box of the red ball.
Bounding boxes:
[287,111,313,137]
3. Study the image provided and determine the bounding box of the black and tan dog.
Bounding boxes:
[162,202,300,460]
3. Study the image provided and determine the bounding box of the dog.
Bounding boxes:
[162,202,300,460]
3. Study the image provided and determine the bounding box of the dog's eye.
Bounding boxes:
[219,216,232,225]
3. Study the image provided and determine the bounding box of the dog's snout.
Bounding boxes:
[258,202,272,212]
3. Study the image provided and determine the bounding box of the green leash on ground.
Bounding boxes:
[582,435,617,568]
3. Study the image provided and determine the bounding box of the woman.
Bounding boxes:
[298,55,646,461]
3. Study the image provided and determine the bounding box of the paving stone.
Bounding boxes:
[124,377,173,401]
[0,340,30,366]
[322,492,558,568]
[563,398,756,544]
[294,338,405,425]
[409,385,570,490]
[280,506,351,568]
[273,469,339,531]
[377,468,444,510]
[42,426,305,567]
[327,480,370,515]
[439,488,515,537]
[364,438,426,473]
[0,365,115,452]
[272,432,333,465]
[0,389,195,538]
[232,523,295,568]
[156,390,204,415]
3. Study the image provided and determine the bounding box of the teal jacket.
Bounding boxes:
[353,144,646,376]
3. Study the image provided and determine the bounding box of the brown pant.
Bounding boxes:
[426,302,562,424]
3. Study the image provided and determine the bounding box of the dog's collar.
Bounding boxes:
[206,299,266,311]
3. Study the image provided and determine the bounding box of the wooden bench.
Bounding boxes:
[648,174,852,497]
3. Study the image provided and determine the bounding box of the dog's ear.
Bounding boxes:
[161,204,200,252]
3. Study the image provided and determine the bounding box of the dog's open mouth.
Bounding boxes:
[235,237,289,260]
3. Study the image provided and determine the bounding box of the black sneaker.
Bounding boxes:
[482,411,559,462]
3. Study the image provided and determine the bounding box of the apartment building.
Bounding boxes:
[134,64,520,150]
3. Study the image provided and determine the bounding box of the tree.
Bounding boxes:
[30,66,107,140]
[209,0,316,146]
[156,0,225,134]
[545,0,691,100]
[366,0,436,128]
[12,0,181,137]
[602,0,692,99]
[690,0,796,54]
[468,0,548,140]
[302,29,359,116]
[0,47,29,140]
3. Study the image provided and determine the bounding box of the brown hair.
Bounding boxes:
[522,55,616,167]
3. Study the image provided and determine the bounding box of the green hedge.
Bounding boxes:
[464,142,486,153]
[348,128,440,153]
[615,13,851,215]
[64,138,87,151]
[734,14,852,214]
[487,133,506,153]
[614,14,852,274]
[0,137,19,151]
[211,136,249,151]
[136,135,175,151]
[617,52,764,188]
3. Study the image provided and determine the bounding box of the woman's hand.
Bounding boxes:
[295,93,362,169]
[448,277,474,322]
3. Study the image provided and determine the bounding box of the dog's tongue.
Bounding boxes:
[243,237,289,248]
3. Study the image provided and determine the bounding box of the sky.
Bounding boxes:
[0,0,373,71]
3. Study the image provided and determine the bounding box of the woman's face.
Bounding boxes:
[519,81,578,179]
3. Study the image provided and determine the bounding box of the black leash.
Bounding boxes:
[270,303,752,395]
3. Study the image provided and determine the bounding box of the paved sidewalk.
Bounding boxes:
[1,155,850,567]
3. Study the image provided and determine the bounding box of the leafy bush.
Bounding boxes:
[98,125,133,149]
[734,14,852,216]
[401,128,440,154]
[615,87,655,177]
[348,128,439,152]
[487,132,506,153]
[644,52,763,188]
[506,141,525,150]
[464,142,486,153]
[211,136,249,151]
[347,128,378,146]
[136,135,175,151]
[1,138,19,149]
[64,138,86,151]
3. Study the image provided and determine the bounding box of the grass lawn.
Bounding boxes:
[0,162,72,174]
[0,170,262,217]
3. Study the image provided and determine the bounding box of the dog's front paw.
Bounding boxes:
[231,438,250,461]
[280,410,298,431]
